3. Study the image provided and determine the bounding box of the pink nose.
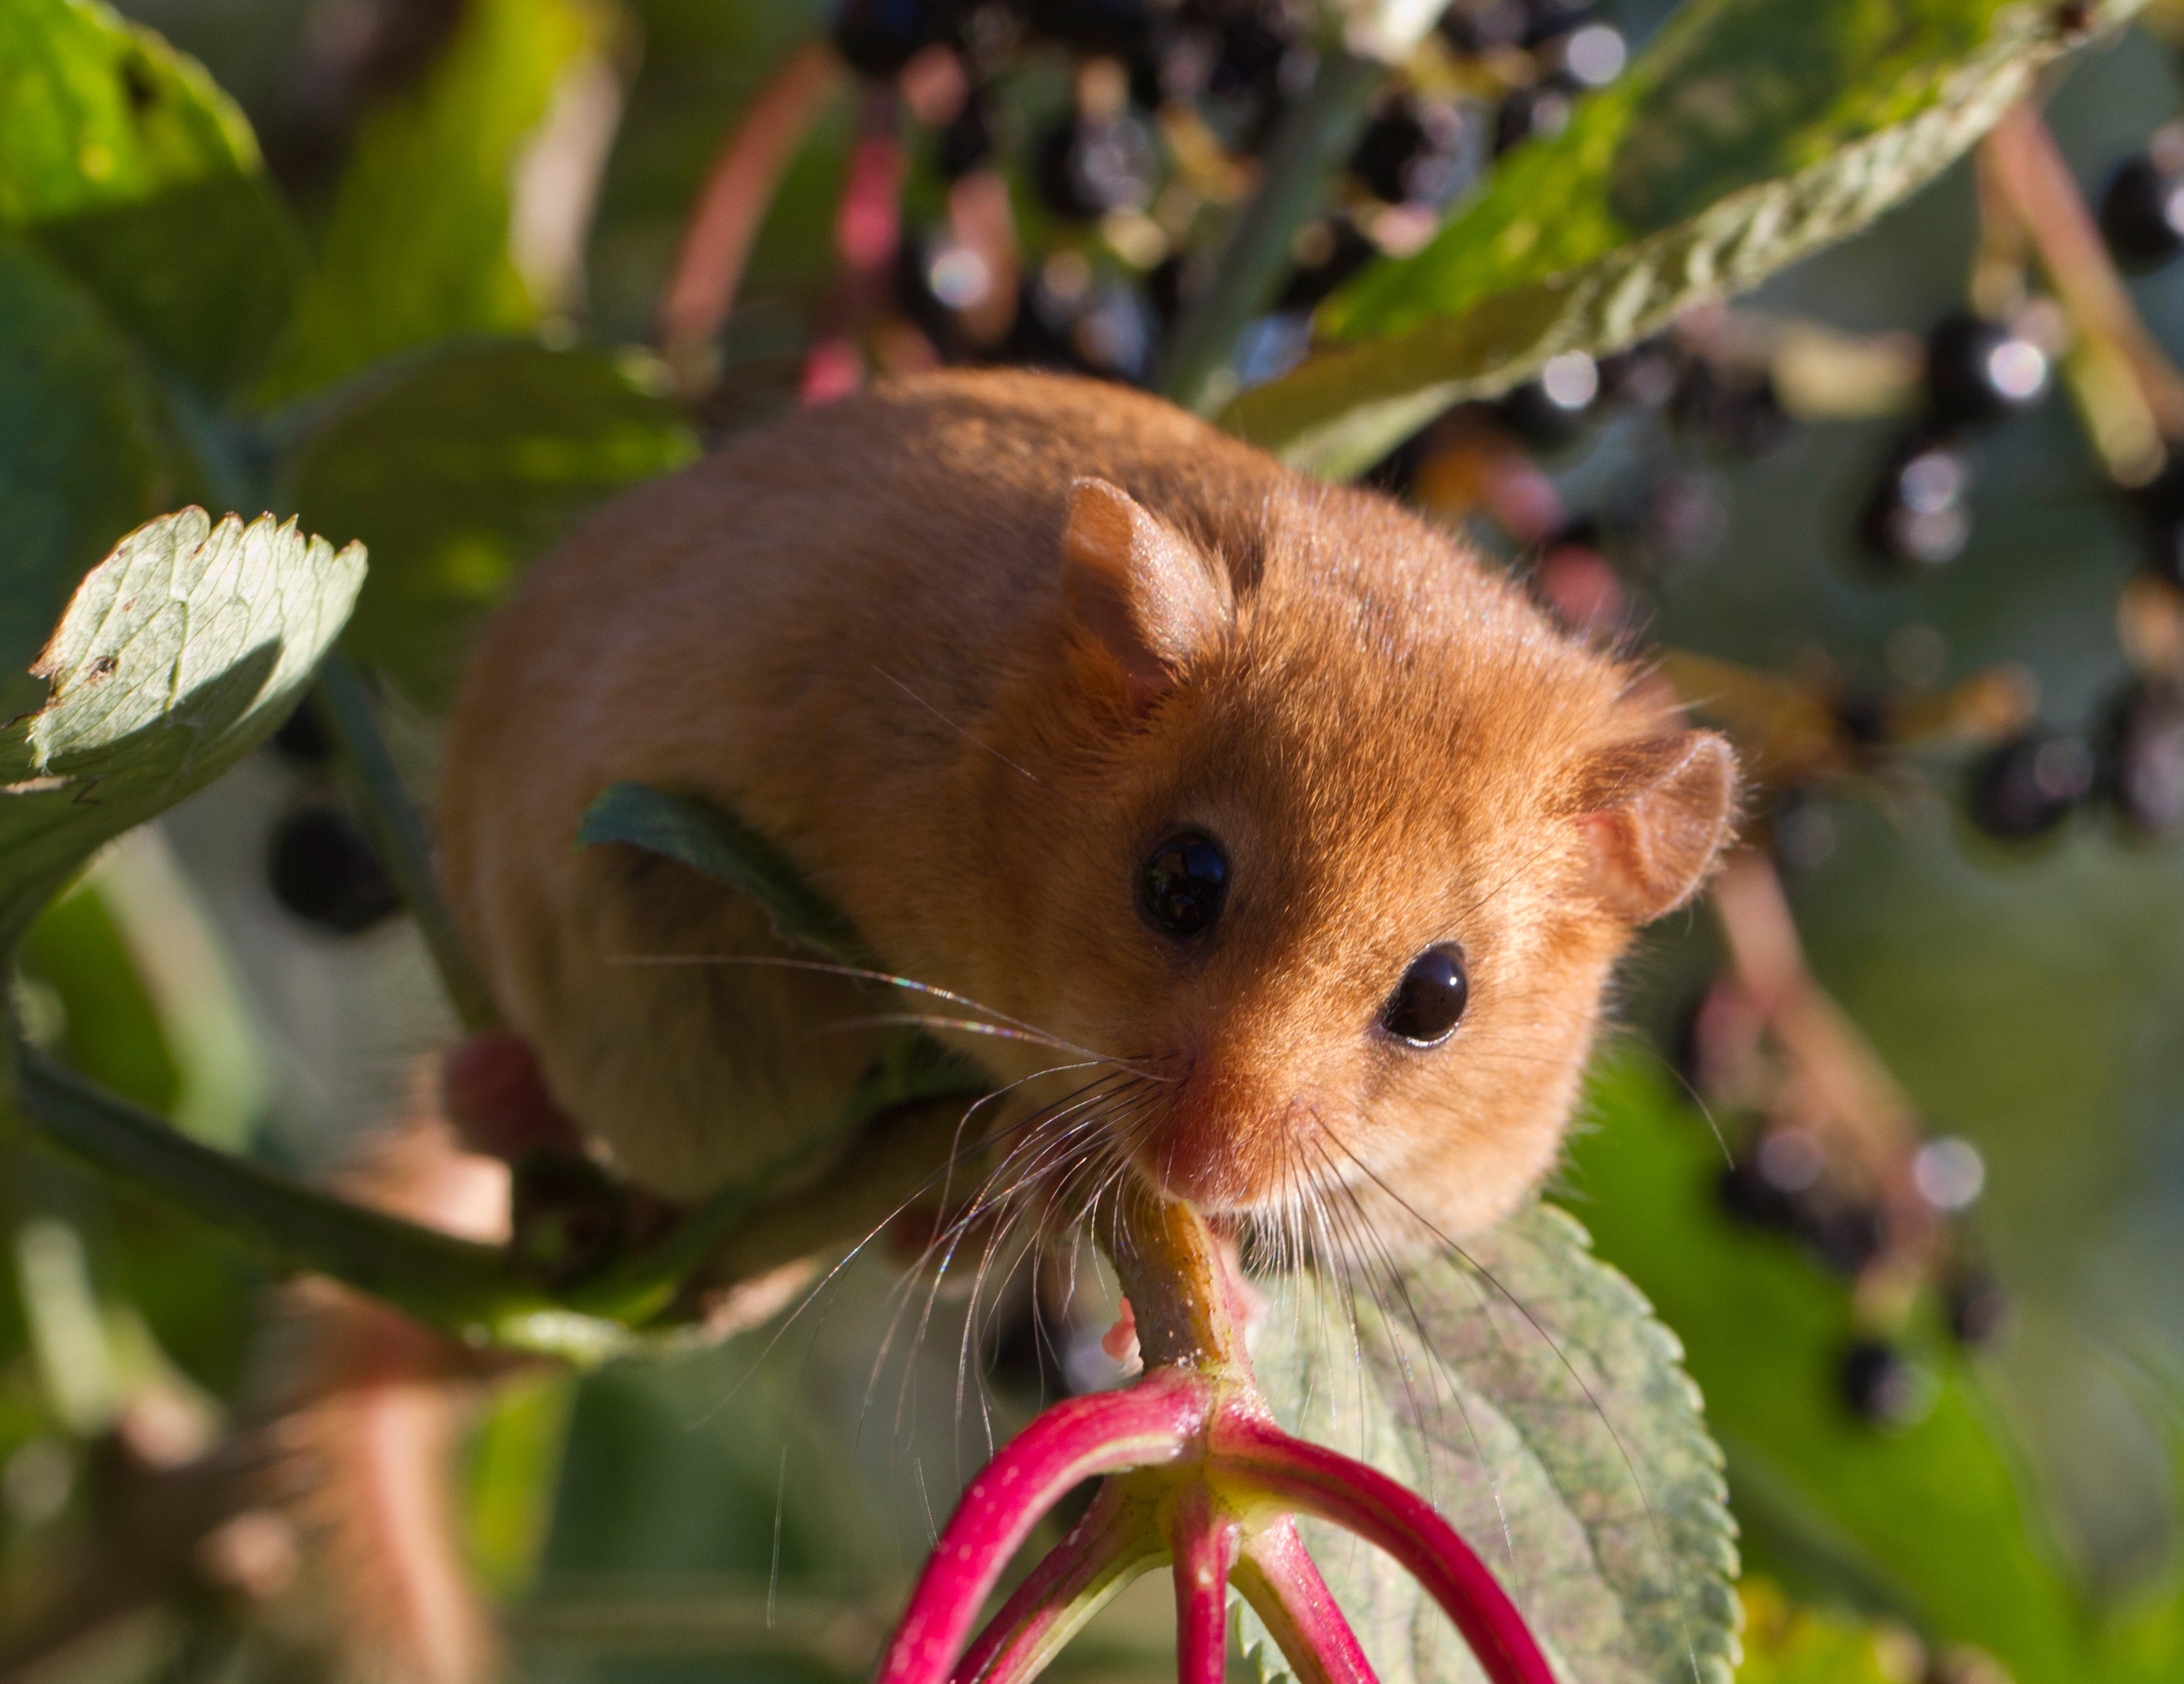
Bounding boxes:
[1132,1069,1286,1212]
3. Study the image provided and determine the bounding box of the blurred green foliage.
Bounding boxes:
[0,0,2180,1680]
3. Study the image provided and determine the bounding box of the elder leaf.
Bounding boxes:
[1243,1202,1738,1684]
[0,508,365,955]
[1221,0,2143,477]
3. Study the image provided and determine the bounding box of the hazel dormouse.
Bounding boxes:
[435,367,1739,1253]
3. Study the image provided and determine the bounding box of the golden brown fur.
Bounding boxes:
[440,369,1735,1240]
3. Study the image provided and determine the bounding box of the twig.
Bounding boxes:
[311,652,499,1035]
[1158,49,1387,415]
[657,39,846,387]
[1983,101,2184,441]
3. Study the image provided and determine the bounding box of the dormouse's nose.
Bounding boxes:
[1132,1059,1311,1212]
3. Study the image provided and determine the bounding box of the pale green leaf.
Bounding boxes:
[0,0,301,394]
[1222,0,2143,477]
[262,0,607,399]
[1244,1203,1738,1684]
[0,508,365,954]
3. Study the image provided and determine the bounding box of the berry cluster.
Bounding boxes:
[833,0,1630,391]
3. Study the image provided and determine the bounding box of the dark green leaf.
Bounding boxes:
[282,340,696,710]
[0,0,302,396]
[1245,1201,1740,1684]
[1568,1056,2089,1683]
[260,0,607,399]
[0,507,364,954]
[578,782,871,968]
[1222,0,2142,477]
[0,236,172,724]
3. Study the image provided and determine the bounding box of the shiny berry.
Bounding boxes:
[1033,111,1156,220]
[1349,97,1473,207]
[1965,729,2096,842]
[1139,832,1228,940]
[267,805,400,936]
[1944,1270,2008,1348]
[1381,946,1469,1045]
[2100,153,2184,271]
[1840,1339,1932,1427]
[1859,434,1973,573]
[1924,311,2049,428]
[2102,680,2184,840]
[1494,81,1575,155]
[1495,351,1601,446]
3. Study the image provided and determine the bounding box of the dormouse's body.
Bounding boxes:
[440,370,1734,1242]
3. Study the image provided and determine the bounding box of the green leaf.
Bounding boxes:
[0,237,173,725]
[1244,1202,1740,1684]
[262,0,607,399]
[281,341,697,710]
[0,0,302,396]
[577,782,871,968]
[1220,0,2144,477]
[0,508,365,955]
[1568,1055,2089,1684]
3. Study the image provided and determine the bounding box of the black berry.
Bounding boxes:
[1278,219,1376,312]
[1840,1339,1931,1427]
[270,697,334,767]
[1670,360,1789,456]
[936,91,995,178]
[1033,110,1156,221]
[1924,311,2049,429]
[1495,351,1601,446]
[1859,433,1973,573]
[1965,728,2096,842]
[1944,1269,2009,1349]
[2100,153,2184,271]
[266,805,401,936]
[1494,82,1575,156]
[2102,679,2184,841]
[833,0,956,79]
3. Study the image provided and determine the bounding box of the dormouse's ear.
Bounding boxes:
[1060,477,1234,712]
[1572,732,1739,923]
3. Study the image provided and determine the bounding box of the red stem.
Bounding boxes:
[951,1484,1157,1684]
[1216,1418,1556,1684]
[657,39,845,370]
[877,1375,1208,1684]
[1231,1520,1381,1684]
[1167,1488,1241,1684]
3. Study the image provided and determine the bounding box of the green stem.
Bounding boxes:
[1158,49,1387,416]
[15,1047,543,1334]
[312,651,499,1034]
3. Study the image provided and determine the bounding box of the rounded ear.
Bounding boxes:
[1573,731,1740,923]
[1060,477,1234,712]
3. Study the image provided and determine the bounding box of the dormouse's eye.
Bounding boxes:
[1139,831,1228,941]
[1381,945,1468,1046]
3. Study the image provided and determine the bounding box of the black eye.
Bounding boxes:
[1139,832,1228,941]
[1381,946,1468,1046]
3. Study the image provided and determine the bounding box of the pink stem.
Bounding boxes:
[1230,1520,1381,1684]
[1216,1418,1556,1684]
[657,39,844,369]
[1167,1488,1241,1684]
[877,1374,1208,1684]
[952,1483,1160,1684]
[800,84,905,403]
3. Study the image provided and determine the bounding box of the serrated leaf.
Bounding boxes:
[1243,1202,1738,1684]
[0,236,172,725]
[282,341,696,710]
[0,508,365,955]
[577,782,870,968]
[0,0,302,395]
[262,0,605,399]
[1221,0,2142,477]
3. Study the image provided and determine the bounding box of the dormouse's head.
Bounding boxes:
[959,468,1737,1247]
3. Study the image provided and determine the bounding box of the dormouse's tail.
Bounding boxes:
[246,1084,518,1684]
